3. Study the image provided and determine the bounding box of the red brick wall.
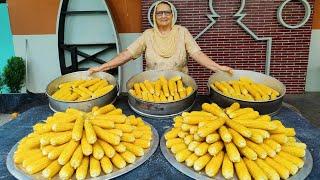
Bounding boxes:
[141,0,314,94]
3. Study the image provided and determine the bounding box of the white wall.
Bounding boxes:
[306,29,320,92]
[12,33,143,93]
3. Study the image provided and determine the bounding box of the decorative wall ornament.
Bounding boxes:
[277,0,311,29]
[194,0,220,40]
[147,1,178,27]
[195,0,272,75]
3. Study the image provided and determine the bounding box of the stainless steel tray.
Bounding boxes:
[160,128,313,180]
[208,70,286,115]
[6,122,159,180]
[126,70,197,119]
[46,71,119,112]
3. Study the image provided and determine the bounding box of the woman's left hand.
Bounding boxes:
[218,65,233,74]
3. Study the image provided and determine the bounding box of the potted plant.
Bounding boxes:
[3,56,26,93]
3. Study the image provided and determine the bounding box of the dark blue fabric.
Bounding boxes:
[0,95,318,180]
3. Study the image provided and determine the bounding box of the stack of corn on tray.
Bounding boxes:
[165,102,306,179]
[13,104,153,179]
[129,75,194,103]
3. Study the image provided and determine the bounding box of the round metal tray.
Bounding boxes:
[160,129,313,180]
[6,122,159,180]
[46,71,119,112]
[208,70,286,115]
[126,70,197,118]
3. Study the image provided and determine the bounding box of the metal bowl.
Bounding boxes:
[46,71,118,112]
[126,70,197,118]
[208,70,286,115]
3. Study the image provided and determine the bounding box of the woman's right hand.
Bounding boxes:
[88,66,102,75]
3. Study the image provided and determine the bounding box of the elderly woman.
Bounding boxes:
[89,0,233,74]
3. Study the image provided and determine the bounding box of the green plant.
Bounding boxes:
[3,56,26,93]
[0,74,4,93]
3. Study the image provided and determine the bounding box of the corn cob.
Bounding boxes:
[90,156,101,177]
[42,160,62,178]
[222,154,234,179]
[100,156,113,174]
[58,140,79,165]
[243,157,268,180]
[205,151,224,177]
[98,140,115,158]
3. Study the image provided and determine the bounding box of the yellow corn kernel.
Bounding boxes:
[171,143,187,154]
[93,85,114,98]
[235,158,251,180]
[114,143,127,153]
[90,156,101,177]
[89,119,114,129]
[122,142,144,156]
[255,158,280,180]
[226,102,240,115]
[256,115,271,121]
[81,134,93,156]
[260,143,276,157]
[281,145,305,157]
[264,139,281,152]
[226,119,252,138]
[76,156,89,180]
[225,142,241,163]
[83,121,96,144]
[232,111,260,121]
[100,156,113,174]
[185,153,199,167]
[98,140,115,158]
[166,138,184,148]
[239,146,258,160]
[133,83,142,97]
[22,153,44,168]
[115,124,134,133]
[285,142,307,149]
[265,157,290,179]
[222,154,234,179]
[249,128,270,139]
[205,151,224,177]
[197,118,226,137]
[208,141,224,156]
[93,142,105,160]
[228,108,254,118]
[273,155,298,175]
[58,140,79,165]
[229,128,246,148]
[144,80,155,94]
[237,120,277,130]
[194,142,209,156]
[50,131,72,145]
[202,103,228,118]
[93,126,120,145]
[278,151,304,168]
[112,153,127,169]
[193,153,212,171]
[243,157,268,180]
[219,126,232,143]
[72,117,84,141]
[26,156,51,174]
[51,122,74,132]
[106,108,122,115]
[42,160,62,178]
[70,145,83,168]
[48,144,67,160]
[154,80,162,96]
[164,128,180,140]
[41,145,55,156]
[205,133,220,144]
[134,139,150,149]
[121,150,136,164]
[184,135,194,145]
[246,140,267,159]
[93,104,115,115]
[186,86,193,96]
[175,148,192,163]
[247,131,264,144]
[121,133,135,143]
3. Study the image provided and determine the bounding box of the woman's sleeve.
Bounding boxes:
[184,28,201,55]
[126,32,147,59]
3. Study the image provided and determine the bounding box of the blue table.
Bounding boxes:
[0,95,319,179]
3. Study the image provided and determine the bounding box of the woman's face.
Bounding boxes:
[155,3,173,28]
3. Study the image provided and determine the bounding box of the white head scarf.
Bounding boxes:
[152,0,178,58]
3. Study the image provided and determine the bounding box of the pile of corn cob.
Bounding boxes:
[52,78,114,101]
[165,102,306,180]
[211,76,280,101]
[129,75,194,103]
[14,104,153,179]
